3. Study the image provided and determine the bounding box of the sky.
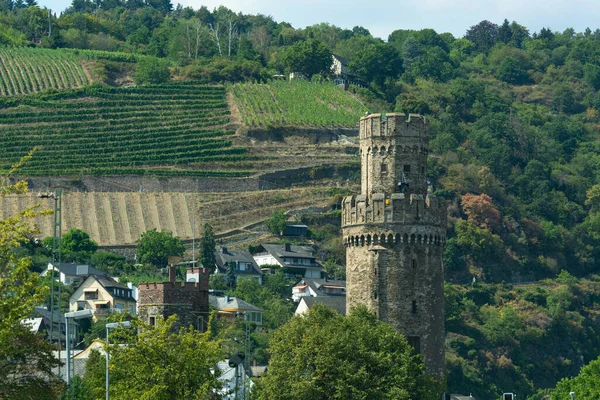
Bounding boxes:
[40,0,600,40]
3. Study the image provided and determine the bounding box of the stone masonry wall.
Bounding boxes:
[138,279,209,331]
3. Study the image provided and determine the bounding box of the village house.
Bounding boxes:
[252,243,324,278]
[214,246,263,284]
[41,263,109,285]
[292,278,346,302]
[331,54,350,78]
[295,296,346,316]
[209,295,264,326]
[293,278,347,315]
[69,275,136,320]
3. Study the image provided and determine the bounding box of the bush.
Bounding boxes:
[134,57,171,85]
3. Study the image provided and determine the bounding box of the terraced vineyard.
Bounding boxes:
[230,79,366,128]
[0,188,336,245]
[0,46,91,96]
[0,83,249,177]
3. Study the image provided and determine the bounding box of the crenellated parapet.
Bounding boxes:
[341,192,446,228]
[359,113,429,141]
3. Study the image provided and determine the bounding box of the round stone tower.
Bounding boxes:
[342,113,447,380]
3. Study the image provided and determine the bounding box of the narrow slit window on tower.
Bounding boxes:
[421,166,425,174]
[149,316,156,326]
[412,259,417,268]
[381,163,387,174]
[407,336,421,354]
[403,164,411,173]
[412,300,417,314]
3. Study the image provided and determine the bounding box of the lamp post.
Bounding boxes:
[106,321,131,400]
[64,309,92,384]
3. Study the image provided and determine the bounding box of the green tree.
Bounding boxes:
[133,56,171,84]
[59,228,98,263]
[200,223,216,273]
[226,261,237,289]
[496,56,529,84]
[282,39,332,78]
[265,209,287,236]
[62,375,92,400]
[465,20,499,53]
[551,355,600,399]
[136,229,185,267]
[256,305,439,399]
[82,349,106,400]
[106,316,221,399]
[0,151,61,399]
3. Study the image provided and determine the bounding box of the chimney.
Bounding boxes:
[169,265,176,283]
[284,243,291,252]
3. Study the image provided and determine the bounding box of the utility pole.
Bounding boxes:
[38,190,62,376]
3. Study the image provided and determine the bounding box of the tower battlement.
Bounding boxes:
[341,193,446,228]
[359,113,429,140]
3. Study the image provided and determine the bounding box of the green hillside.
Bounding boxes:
[230,80,366,128]
[0,83,249,177]
[0,46,91,95]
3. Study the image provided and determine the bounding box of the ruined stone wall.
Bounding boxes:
[342,113,447,381]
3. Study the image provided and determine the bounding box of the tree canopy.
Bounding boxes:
[283,39,332,78]
[199,223,216,273]
[42,228,98,263]
[256,304,439,400]
[136,228,185,267]
[82,315,222,399]
[0,152,61,398]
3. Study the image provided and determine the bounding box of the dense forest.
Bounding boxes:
[4,0,600,397]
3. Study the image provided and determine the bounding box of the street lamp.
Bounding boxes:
[106,321,131,400]
[64,309,92,384]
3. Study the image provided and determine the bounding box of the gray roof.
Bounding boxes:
[257,244,316,259]
[215,247,262,276]
[94,274,129,289]
[51,263,109,277]
[209,295,263,313]
[299,296,346,315]
[295,278,346,295]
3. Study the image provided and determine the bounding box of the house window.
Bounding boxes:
[116,303,124,311]
[77,301,86,310]
[403,164,411,173]
[149,316,156,326]
[129,305,135,314]
[84,291,98,300]
[239,263,247,271]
